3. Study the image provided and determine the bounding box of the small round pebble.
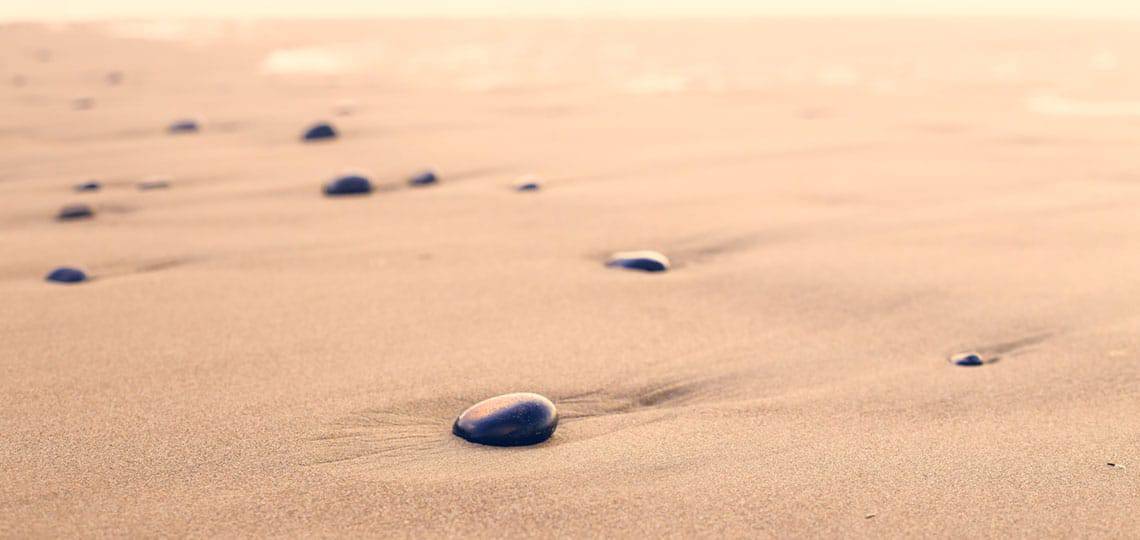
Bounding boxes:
[302,122,337,142]
[74,181,101,192]
[452,392,558,447]
[408,170,438,187]
[168,119,200,134]
[57,203,94,221]
[950,353,985,367]
[606,250,671,273]
[45,267,87,284]
[323,175,373,196]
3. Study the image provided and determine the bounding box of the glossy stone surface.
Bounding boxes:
[408,170,438,187]
[302,123,337,141]
[951,353,985,367]
[323,175,373,196]
[606,250,671,273]
[452,392,558,447]
[74,181,101,192]
[45,267,87,284]
[168,119,199,134]
[57,203,94,220]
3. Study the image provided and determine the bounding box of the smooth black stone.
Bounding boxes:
[408,170,438,187]
[57,204,94,221]
[951,353,984,367]
[515,182,540,191]
[74,181,101,192]
[452,392,558,447]
[606,251,671,273]
[323,175,373,196]
[302,123,337,141]
[45,267,87,284]
[138,180,170,190]
[168,119,199,134]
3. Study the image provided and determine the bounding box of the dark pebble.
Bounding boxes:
[515,177,541,191]
[302,122,337,142]
[408,170,438,187]
[57,204,94,221]
[606,250,671,273]
[323,175,373,196]
[45,267,87,284]
[452,392,558,447]
[74,181,101,192]
[951,353,985,367]
[168,119,200,134]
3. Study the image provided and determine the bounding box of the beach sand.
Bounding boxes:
[2,19,1139,537]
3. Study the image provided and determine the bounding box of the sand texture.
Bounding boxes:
[2,19,1139,537]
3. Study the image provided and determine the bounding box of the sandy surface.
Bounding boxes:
[2,19,1139,537]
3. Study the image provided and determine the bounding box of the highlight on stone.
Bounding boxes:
[57,203,94,221]
[606,250,671,273]
[45,267,87,284]
[408,170,438,187]
[323,174,373,196]
[168,119,200,134]
[74,181,101,192]
[302,122,337,142]
[950,353,985,367]
[452,392,558,447]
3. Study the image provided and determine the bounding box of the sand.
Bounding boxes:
[1,18,1139,537]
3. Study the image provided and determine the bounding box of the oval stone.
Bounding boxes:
[323,175,373,196]
[74,181,101,192]
[57,203,94,221]
[46,267,87,284]
[408,170,438,187]
[951,353,985,367]
[302,123,337,141]
[606,250,671,273]
[168,119,199,134]
[452,392,558,447]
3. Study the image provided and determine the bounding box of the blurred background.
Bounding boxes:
[4,0,1140,20]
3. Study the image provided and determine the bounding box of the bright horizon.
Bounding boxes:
[4,0,1140,21]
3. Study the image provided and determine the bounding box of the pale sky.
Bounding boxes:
[4,0,1140,21]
